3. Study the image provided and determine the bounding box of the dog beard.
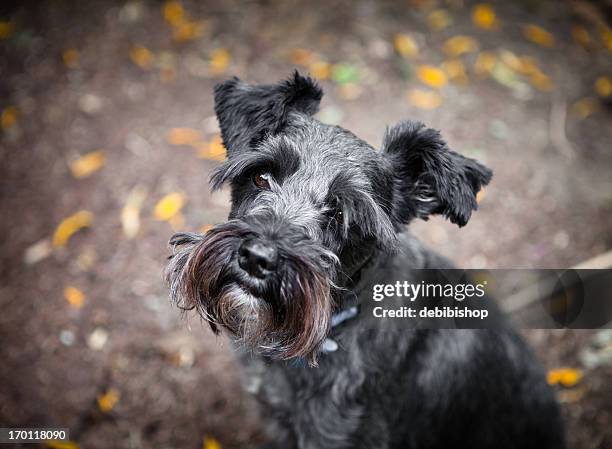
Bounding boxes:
[166,220,337,365]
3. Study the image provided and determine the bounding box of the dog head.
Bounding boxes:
[166,71,492,364]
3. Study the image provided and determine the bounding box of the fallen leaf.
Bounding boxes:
[499,51,539,76]
[1,106,17,129]
[290,48,315,66]
[416,65,448,88]
[474,51,497,77]
[331,64,360,85]
[572,97,599,119]
[309,60,331,80]
[394,33,419,58]
[197,135,226,161]
[441,59,468,85]
[97,388,120,413]
[154,192,186,221]
[69,150,106,179]
[163,1,185,27]
[121,185,147,239]
[53,211,94,248]
[443,35,478,57]
[0,21,14,40]
[64,286,85,309]
[210,48,231,75]
[490,62,521,89]
[427,9,452,31]
[602,27,612,51]
[62,49,80,68]
[529,70,554,91]
[407,88,443,109]
[547,368,583,388]
[523,24,555,48]
[24,239,52,265]
[571,25,591,47]
[130,45,154,69]
[45,440,81,449]
[203,436,222,449]
[173,20,205,42]
[167,128,203,146]
[594,76,611,97]
[472,4,498,30]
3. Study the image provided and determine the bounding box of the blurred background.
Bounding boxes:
[0,0,611,448]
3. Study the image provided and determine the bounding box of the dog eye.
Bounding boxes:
[253,172,272,190]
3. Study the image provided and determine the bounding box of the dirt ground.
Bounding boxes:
[0,0,611,448]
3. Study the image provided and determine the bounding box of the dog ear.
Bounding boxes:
[214,70,323,157]
[381,121,492,227]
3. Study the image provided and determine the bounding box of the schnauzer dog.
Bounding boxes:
[166,72,564,449]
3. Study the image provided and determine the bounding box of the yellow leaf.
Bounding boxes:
[0,21,14,40]
[407,89,443,109]
[594,76,611,97]
[63,286,85,309]
[163,1,185,27]
[309,60,331,80]
[523,24,555,48]
[62,49,80,68]
[443,35,478,57]
[529,70,554,91]
[602,27,612,51]
[571,25,591,47]
[173,20,205,42]
[290,48,315,66]
[393,34,418,58]
[69,150,106,179]
[45,440,81,449]
[472,4,498,30]
[167,128,203,146]
[441,59,468,85]
[154,192,186,221]
[121,185,147,239]
[197,135,226,161]
[416,65,448,89]
[547,368,583,388]
[1,106,17,129]
[130,45,154,69]
[53,211,94,248]
[210,48,231,75]
[427,9,452,31]
[572,97,599,119]
[97,388,120,413]
[474,51,497,77]
[203,436,222,449]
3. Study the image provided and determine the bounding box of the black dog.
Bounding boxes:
[166,72,564,449]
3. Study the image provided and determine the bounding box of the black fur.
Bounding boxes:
[167,72,564,449]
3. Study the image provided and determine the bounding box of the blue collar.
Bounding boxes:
[321,305,359,353]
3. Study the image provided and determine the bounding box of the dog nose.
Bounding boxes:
[238,239,278,278]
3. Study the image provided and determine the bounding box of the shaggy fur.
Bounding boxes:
[166,71,564,449]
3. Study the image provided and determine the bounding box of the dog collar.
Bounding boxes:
[321,305,359,353]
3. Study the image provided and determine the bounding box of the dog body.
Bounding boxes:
[238,233,563,449]
[167,72,563,449]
